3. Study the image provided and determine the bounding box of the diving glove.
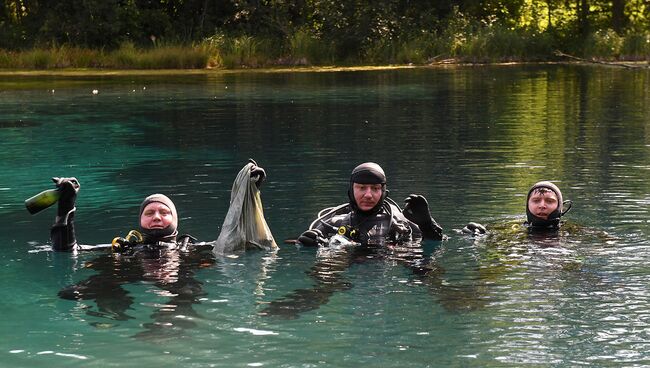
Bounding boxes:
[248,158,266,188]
[297,229,327,247]
[404,194,443,240]
[52,177,80,220]
[462,222,487,235]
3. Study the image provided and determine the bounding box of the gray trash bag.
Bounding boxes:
[213,163,278,255]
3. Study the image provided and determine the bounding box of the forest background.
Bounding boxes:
[1,0,649,69]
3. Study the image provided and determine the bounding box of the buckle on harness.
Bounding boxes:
[111,230,144,252]
[337,225,358,241]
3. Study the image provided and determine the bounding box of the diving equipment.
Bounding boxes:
[25,188,60,215]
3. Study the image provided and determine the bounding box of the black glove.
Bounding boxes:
[462,222,487,235]
[249,158,266,188]
[297,229,326,247]
[52,177,80,218]
[404,194,443,240]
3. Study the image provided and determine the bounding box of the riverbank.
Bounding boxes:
[0,65,420,77]
[1,60,647,79]
[1,27,648,72]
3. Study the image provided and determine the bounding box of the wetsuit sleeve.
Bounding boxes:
[51,208,78,251]
[419,217,443,240]
[311,214,346,239]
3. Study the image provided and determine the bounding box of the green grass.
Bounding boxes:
[0,44,211,69]
[0,29,647,70]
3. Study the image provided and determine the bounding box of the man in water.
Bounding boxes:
[462,180,573,235]
[260,163,450,318]
[49,161,266,338]
[297,162,443,247]
[525,181,572,230]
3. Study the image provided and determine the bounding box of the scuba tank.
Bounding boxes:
[25,188,61,215]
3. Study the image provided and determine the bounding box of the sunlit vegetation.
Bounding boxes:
[1,1,648,69]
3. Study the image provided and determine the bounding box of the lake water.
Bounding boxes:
[1,65,649,367]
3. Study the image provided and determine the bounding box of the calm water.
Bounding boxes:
[1,65,649,367]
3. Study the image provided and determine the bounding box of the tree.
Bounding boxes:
[611,0,627,33]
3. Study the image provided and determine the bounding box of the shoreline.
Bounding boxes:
[0,60,647,77]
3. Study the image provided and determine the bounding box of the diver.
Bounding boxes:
[297,162,443,247]
[43,161,267,338]
[462,180,573,236]
[524,180,572,230]
[260,163,451,319]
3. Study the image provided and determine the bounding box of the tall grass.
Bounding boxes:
[286,28,335,65]
[108,42,210,69]
[0,28,647,70]
[0,43,211,69]
[0,46,104,69]
[621,32,650,60]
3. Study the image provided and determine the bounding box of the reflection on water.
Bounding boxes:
[0,65,649,366]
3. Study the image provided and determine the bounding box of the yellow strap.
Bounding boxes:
[111,237,123,252]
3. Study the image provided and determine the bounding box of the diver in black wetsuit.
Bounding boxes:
[48,162,266,338]
[462,180,573,236]
[297,162,443,247]
[260,163,450,319]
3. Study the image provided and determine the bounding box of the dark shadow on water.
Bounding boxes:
[58,246,215,339]
[260,241,488,319]
[0,119,40,128]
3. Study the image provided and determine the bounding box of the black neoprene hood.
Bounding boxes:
[348,162,387,215]
[349,162,386,184]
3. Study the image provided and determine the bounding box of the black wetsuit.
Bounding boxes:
[310,199,443,245]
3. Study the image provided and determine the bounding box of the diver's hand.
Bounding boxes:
[404,194,443,240]
[52,177,80,217]
[249,158,266,188]
[462,222,487,235]
[297,229,326,247]
[403,194,432,225]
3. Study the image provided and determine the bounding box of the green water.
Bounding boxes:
[1,65,649,367]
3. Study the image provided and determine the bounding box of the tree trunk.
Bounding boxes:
[546,0,553,31]
[198,0,209,36]
[577,0,590,36]
[611,0,626,34]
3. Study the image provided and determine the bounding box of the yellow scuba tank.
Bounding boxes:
[25,189,61,215]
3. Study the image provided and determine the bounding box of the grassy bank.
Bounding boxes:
[1,29,648,70]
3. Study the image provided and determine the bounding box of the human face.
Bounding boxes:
[353,183,383,211]
[140,202,174,230]
[527,189,559,220]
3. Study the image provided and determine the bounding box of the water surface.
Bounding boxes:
[1,65,649,367]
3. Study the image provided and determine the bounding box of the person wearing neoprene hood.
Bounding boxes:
[46,161,267,338]
[462,180,572,235]
[524,180,572,230]
[50,162,266,251]
[298,162,443,247]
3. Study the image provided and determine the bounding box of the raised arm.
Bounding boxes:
[50,177,80,251]
[403,194,444,240]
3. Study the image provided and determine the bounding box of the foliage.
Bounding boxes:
[0,0,648,68]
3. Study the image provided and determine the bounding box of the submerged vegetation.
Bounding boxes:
[1,1,648,69]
